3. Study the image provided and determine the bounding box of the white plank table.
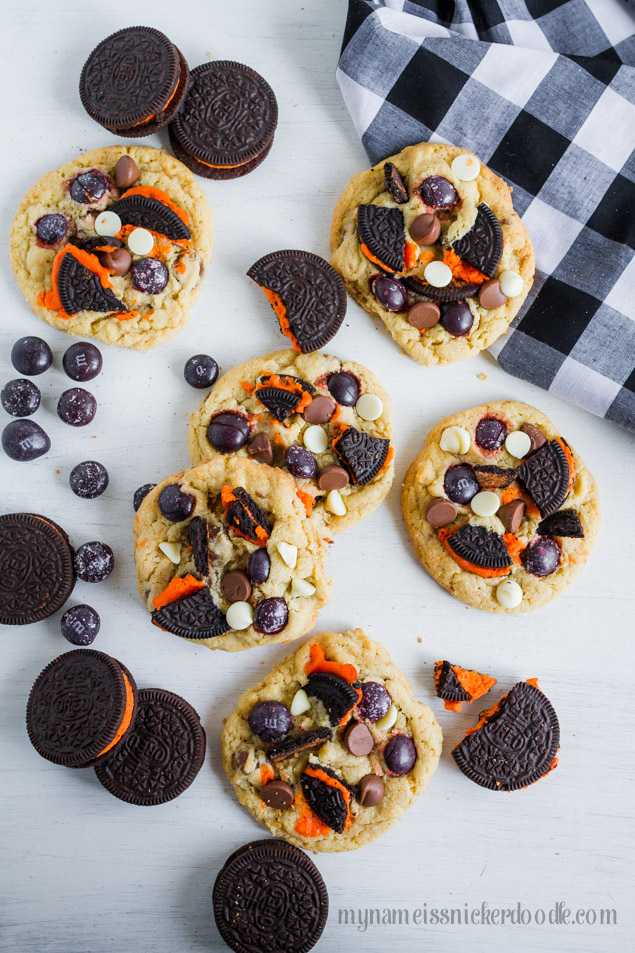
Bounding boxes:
[1,2,633,951]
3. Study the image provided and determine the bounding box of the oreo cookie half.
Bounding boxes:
[516,439,571,517]
[213,839,328,953]
[56,246,126,316]
[453,680,560,791]
[447,524,512,571]
[248,250,346,352]
[94,688,206,804]
[305,672,361,727]
[403,274,480,302]
[26,649,137,768]
[301,763,354,833]
[451,204,503,278]
[108,191,191,241]
[255,374,315,422]
[169,61,278,180]
[0,513,75,625]
[152,586,229,640]
[332,426,390,486]
[356,204,405,273]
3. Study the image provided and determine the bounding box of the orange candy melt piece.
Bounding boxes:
[152,573,205,610]
[303,643,358,683]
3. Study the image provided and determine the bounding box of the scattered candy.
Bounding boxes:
[221,571,252,603]
[254,597,288,634]
[114,155,140,189]
[11,336,52,376]
[327,371,359,406]
[441,301,473,336]
[226,601,254,631]
[410,212,440,245]
[133,483,156,511]
[99,247,131,276]
[127,227,154,256]
[36,213,68,245]
[499,270,524,298]
[290,688,312,716]
[505,430,532,458]
[184,354,219,389]
[444,464,479,504]
[290,578,316,598]
[303,395,335,424]
[1,379,40,417]
[317,466,349,492]
[248,549,271,584]
[478,278,507,309]
[440,426,471,454]
[62,342,103,382]
[158,484,195,522]
[276,541,297,570]
[498,499,525,533]
[285,445,317,479]
[69,170,108,204]
[522,537,561,577]
[130,257,168,294]
[2,419,50,461]
[74,541,114,583]
[408,301,440,330]
[57,388,97,427]
[248,432,273,465]
[371,275,409,312]
[496,578,523,609]
[261,780,294,810]
[355,393,383,421]
[95,210,122,237]
[470,490,500,517]
[357,774,384,806]
[61,604,101,645]
[451,153,480,181]
[418,176,458,209]
[248,701,292,742]
[357,682,391,723]
[303,425,328,454]
[207,410,250,452]
[424,260,452,288]
[475,417,507,451]
[345,721,374,756]
[375,703,397,731]
[69,461,109,499]
[325,488,346,515]
[383,733,416,774]
[425,497,457,527]
[520,423,547,453]
[158,541,181,564]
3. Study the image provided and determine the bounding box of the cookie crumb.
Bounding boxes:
[477,373,488,381]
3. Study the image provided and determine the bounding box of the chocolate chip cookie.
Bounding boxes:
[402,401,600,612]
[330,142,534,366]
[188,349,394,535]
[222,629,442,851]
[133,456,332,652]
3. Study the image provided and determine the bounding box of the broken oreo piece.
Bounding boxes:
[453,680,560,791]
[108,191,191,241]
[152,586,229,639]
[403,274,480,302]
[268,727,332,763]
[301,764,354,834]
[305,672,362,726]
[383,162,408,204]
[248,250,346,353]
[332,426,390,486]
[451,204,503,279]
[223,486,272,546]
[356,204,405,273]
[188,516,211,575]
[473,464,517,490]
[255,374,315,423]
[516,439,571,517]
[434,660,497,713]
[538,510,584,538]
[56,246,126,316]
[446,524,512,573]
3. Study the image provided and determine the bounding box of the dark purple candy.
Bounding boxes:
[247,700,292,741]
[357,681,391,722]
[254,597,289,635]
[285,445,317,479]
[134,483,157,511]
[371,275,409,312]
[11,336,53,376]
[74,541,114,583]
[475,416,508,451]
[327,371,360,407]
[184,354,219,389]
[207,410,251,452]
[444,464,479,504]
[36,213,68,245]
[1,419,50,461]
[57,388,97,427]
[69,170,108,204]
[418,175,459,209]
[383,733,417,775]
[62,342,103,382]
[69,460,109,499]
[522,537,561,577]
[158,484,195,522]
[441,301,474,337]
[248,548,271,584]
[1,379,41,417]
[131,258,169,294]
[61,604,101,645]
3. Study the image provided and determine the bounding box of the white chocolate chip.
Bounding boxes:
[471,490,500,517]
[303,425,328,454]
[505,430,532,458]
[290,688,311,716]
[158,541,181,563]
[376,704,398,731]
[424,260,452,288]
[499,270,524,298]
[277,541,298,569]
[356,393,383,421]
[325,488,346,515]
[95,210,122,237]
[440,425,471,455]
[496,578,523,609]
[291,578,316,598]
[127,227,154,256]
[226,601,253,630]
[451,153,481,181]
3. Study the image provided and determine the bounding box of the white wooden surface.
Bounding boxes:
[1,2,634,951]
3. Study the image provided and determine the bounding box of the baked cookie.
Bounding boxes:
[133,456,332,652]
[330,142,534,366]
[188,350,394,535]
[222,629,442,852]
[9,145,212,349]
[402,401,600,613]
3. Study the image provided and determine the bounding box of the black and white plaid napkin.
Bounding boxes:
[337,0,635,431]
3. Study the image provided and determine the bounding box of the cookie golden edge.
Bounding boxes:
[221,628,443,852]
[330,141,535,366]
[9,145,213,350]
[401,400,601,613]
[187,348,395,536]
[133,456,333,652]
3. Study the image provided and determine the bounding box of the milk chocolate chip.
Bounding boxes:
[520,423,547,454]
[345,722,375,757]
[425,498,457,528]
[408,301,440,330]
[357,774,384,806]
[261,779,294,810]
[410,213,440,246]
[478,279,507,310]
[317,465,349,491]
[498,499,525,533]
[303,395,335,424]
[247,432,273,465]
[114,155,140,189]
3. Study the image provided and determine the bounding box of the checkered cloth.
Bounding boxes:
[337,0,635,431]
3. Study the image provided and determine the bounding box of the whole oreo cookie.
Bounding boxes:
[248,250,346,352]
[169,60,278,179]
[26,649,137,768]
[0,513,75,625]
[213,839,329,953]
[80,27,189,136]
[453,680,560,791]
[94,688,206,804]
